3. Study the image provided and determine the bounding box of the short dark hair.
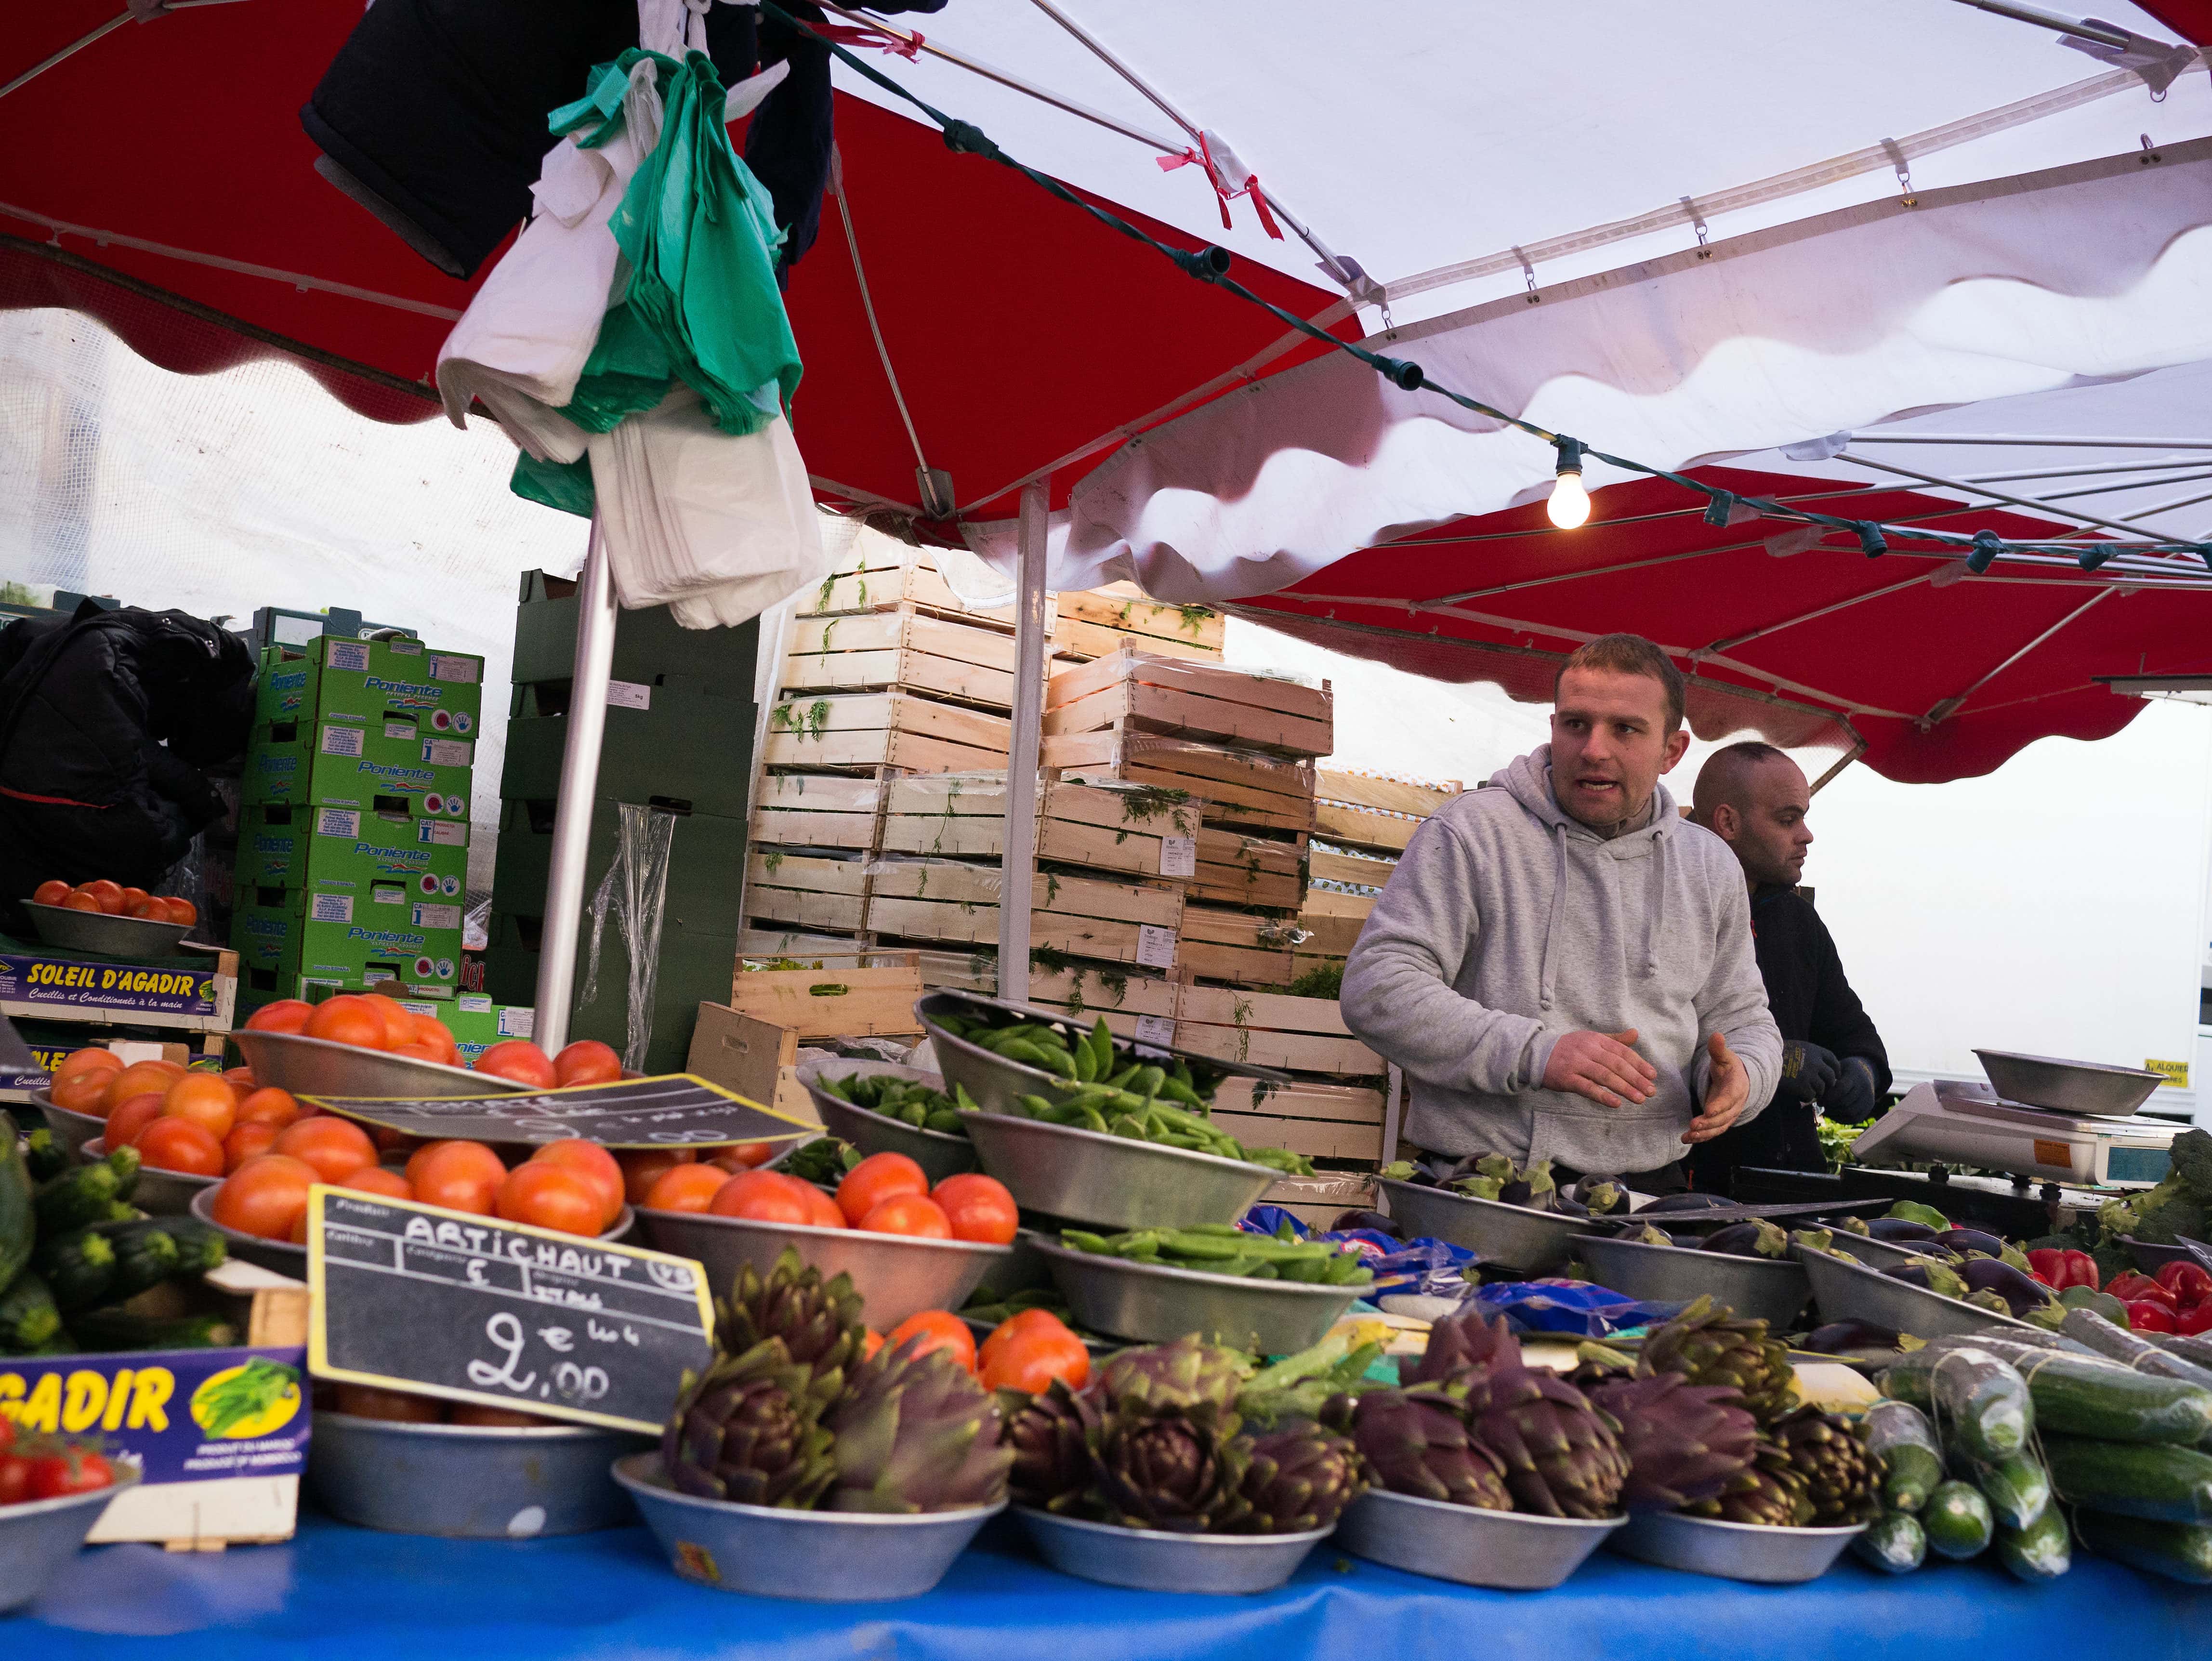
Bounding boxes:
[1691,740,1790,824]
[1554,633,1685,732]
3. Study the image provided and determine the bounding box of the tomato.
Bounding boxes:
[304,994,388,1050]
[930,1173,1019,1245]
[406,1141,508,1215]
[271,1116,379,1183]
[0,1413,13,1453]
[223,1121,280,1172]
[47,1070,110,1114]
[707,1142,776,1173]
[358,993,420,1050]
[856,1194,952,1239]
[387,1040,447,1063]
[211,1154,320,1239]
[476,1040,557,1089]
[496,1162,604,1236]
[410,1012,460,1063]
[161,1073,237,1139]
[103,1093,167,1150]
[161,897,198,927]
[336,1384,444,1423]
[79,880,123,915]
[245,1000,315,1035]
[801,1184,846,1230]
[643,1163,732,1213]
[60,891,103,913]
[862,1329,884,1361]
[449,1403,555,1427]
[619,1147,696,1205]
[103,1059,184,1114]
[553,1039,623,1087]
[331,1165,413,1200]
[709,1170,822,1226]
[528,1140,624,1228]
[26,1448,113,1500]
[221,1065,257,1090]
[235,1086,301,1129]
[978,1311,1091,1393]
[835,1151,929,1226]
[30,879,70,907]
[54,1046,122,1081]
[118,886,149,914]
[887,1309,977,1373]
[127,897,167,920]
[0,1455,26,1506]
[135,1117,225,1177]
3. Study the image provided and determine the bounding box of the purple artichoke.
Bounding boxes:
[1400,1306,1522,1397]
[715,1245,864,1377]
[1472,1367,1631,1520]
[824,1338,1012,1514]
[999,1379,1096,1511]
[1349,1388,1511,1510]
[1583,1372,1760,1514]
[1092,1335,1250,1415]
[1087,1402,1251,1532]
[1230,1418,1369,1533]
[661,1337,839,1508]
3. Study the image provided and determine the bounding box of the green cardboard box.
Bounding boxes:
[232,886,464,999]
[402,992,536,1064]
[255,634,485,729]
[238,802,469,895]
[245,714,475,810]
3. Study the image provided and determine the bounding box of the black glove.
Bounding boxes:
[1821,1055,1881,1124]
[1775,1040,1840,1104]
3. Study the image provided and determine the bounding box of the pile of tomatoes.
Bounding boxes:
[879,1306,1091,1395]
[639,1148,1018,1247]
[241,992,619,1089]
[30,878,197,927]
[0,1417,116,1506]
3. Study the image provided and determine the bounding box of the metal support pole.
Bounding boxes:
[997,483,1050,1004]
[534,519,619,1052]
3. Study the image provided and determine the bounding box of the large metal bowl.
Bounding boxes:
[0,1467,139,1613]
[29,1094,107,1164]
[309,1412,647,1537]
[1578,1235,1809,1331]
[1794,1242,2037,1342]
[1607,1509,1866,1583]
[1975,1049,2163,1118]
[1036,1238,1359,1354]
[971,1227,1055,1297]
[192,1186,633,1279]
[961,1111,1275,1231]
[1376,1177,1595,1273]
[615,1452,1002,1599]
[230,1028,533,1101]
[638,1207,1009,1329]
[1336,1488,1624,1591]
[85,1136,216,1217]
[1016,1506,1330,1594]
[1828,1231,1942,1270]
[24,899,190,958]
[800,1057,976,1186]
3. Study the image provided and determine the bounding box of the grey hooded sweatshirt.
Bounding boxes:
[1341,745,1779,1174]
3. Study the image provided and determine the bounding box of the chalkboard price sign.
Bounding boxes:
[306,1187,716,1434]
[300,1072,814,1149]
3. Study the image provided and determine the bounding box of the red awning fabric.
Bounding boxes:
[2139,1,2212,43]
[1237,466,2210,784]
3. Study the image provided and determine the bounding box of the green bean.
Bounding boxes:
[818,1077,852,1102]
[923,1110,964,1134]
[1062,1230,1111,1252]
[1074,1104,1109,1133]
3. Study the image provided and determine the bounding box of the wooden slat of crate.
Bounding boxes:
[1213,1078,1384,1122]
[782,608,1025,709]
[1044,732,1315,833]
[751,770,884,851]
[1045,651,1332,758]
[1302,888,1375,921]
[744,853,869,932]
[1028,966,1181,1019]
[1261,1172,1378,1230]
[765,691,1010,773]
[915,949,1000,993]
[870,898,1158,966]
[740,926,881,962]
[880,778,1204,882]
[868,860,1183,930]
[1179,904,1299,987]
[1316,769,1461,817]
[1053,614,1220,665]
[1174,987,1381,1076]
[1189,829,1304,910]
[1295,909,1368,957]
[801,561,1016,628]
[1213,1109,1382,1162]
[1310,846,1396,888]
[1055,585,1224,655]
[1315,799,1422,854]
[727,965,924,1038]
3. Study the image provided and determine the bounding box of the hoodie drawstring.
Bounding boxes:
[1643,824,1667,978]
[1538,820,1567,1009]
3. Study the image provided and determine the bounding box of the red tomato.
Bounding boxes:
[496,1162,604,1236]
[643,1163,732,1213]
[331,1166,413,1201]
[135,1117,226,1177]
[53,1046,122,1081]
[161,897,198,927]
[835,1151,928,1226]
[619,1147,696,1205]
[857,1194,952,1239]
[79,880,123,915]
[244,1000,315,1035]
[102,1060,184,1114]
[0,1455,26,1506]
[476,1041,557,1089]
[26,1448,113,1499]
[800,1185,845,1230]
[272,1117,378,1183]
[977,1310,1092,1394]
[528,1140,624,1229]
[222,1121,281,1172]
[117,886,149,914]
[161,1073,238,1139]
[709,1170,822,1226]
[358,993,419,1050]
[887,1309,977,1373]
[234,1087,301,1129]
[930,1173,1019,1245]
[59,891,103,913]
[30,879,70,907]
[407,1142,509,1215]
[707,1142,777,1173]
[103,1093,167,1151]
[553,1040,622,1087]
[304,995,387,1051]
[211,1155,320,1240]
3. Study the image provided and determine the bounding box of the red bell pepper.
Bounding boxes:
[2176,1302,2212,1337]
[2107,1271,2177,1308]
[2125,1299,2180,1333]
[2155,1261,2212,1308]
[2028,1248,2100,1292]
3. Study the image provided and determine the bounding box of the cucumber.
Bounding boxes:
[1922,1480,1994,1559]
[1959,1337,2212,1445]
[33,1146,142,1234]
[2075,1512,2212,1583]
[1882,1345,2032,1463]
[102,1220,183,1299]
[1994,1506,2071,1582]
[1865,1399,1945,1512]
[32,1228,118,1313]
[2060,1308,2212,1392]
[0,1269,63,1353]
[1957,1450,2050,1531]
[0,1127,31,1291]
[1852,1511,1926,1574]
[65,1308,237,1353]
[2043,1435,2212,1523]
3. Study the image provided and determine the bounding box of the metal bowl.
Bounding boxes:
[1976,1049,2163,1118]
[962,1111,1275,1232]
[30,1094,107,1164]
[230,1029,533,1101]
[971,1227,1055,1298]
[614,1452,1002,1599]
[1828,1231,1942,1270]
[2123,1236,2210,1277]
[309,1411,646,1538]
[0,1467,140,1613]
[1036,1238,1359,1354]
[191,1186,633,1279]
[1015,1506,1329,1594]
[84,1137,215,1217]
[1336,1488,1624,1590]
[1578,1235,1809,1331]
[800,1058,976,1186]
[1376,1177,1595,1273]
[638,1207,1009,1329]
[1793,1243,2037,1342]
[1607,1509,1866,1583]
[24,899,190,958]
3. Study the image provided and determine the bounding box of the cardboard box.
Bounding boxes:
[408,992,534,1064]
[246,713,474,811]
[254,634,484,730]
[232,886,464,996]
[501,684,752,817]
[687,1001,798,1108]
[237,802,469,896]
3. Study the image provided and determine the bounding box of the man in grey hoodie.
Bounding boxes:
[1341,634,1780,1189]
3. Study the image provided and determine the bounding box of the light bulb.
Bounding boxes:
[1547,470,1590,529]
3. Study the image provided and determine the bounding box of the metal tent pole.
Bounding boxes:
[997,483,1050,1005]
[534,518,619,1052]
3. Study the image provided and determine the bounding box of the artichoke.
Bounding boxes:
[1093,1334,1250,1415]
[824,1339,1012,1514]
[1087,1401,1251,1532]
[1771,1406,1882,1525]
[1471,1366,1631,1520]
[716,1246,864,1377]
[1400,1305,1520,1394]
[661,1337,839,1508]
[999,1378,1095,1510]
[1685,1434,1815,1527]
[1636,1295,1798,1423]
[1584,1372,1760,1514]
[1347,1388,1511,1511]
[1229,1418,1368,1534]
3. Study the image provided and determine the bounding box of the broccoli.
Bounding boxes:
[2169,1128,2212,1197]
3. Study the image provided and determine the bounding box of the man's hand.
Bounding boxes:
[1821,1056,1880,1124]
[1543,1028,1658,1108]
[1683,1032,1750,1144]
[1775,1040,1840,1104]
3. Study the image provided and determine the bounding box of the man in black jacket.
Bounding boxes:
[1683,741,1890,1189]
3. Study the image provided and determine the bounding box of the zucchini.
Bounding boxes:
[1922,1480,1993,1559]
[1994,1506,2071,1582]
[1865,1399,1945,1512]
[1957,1450,2050,1531]
[2043,1435,2212,1523]
[65,1308,237,1353]
[32,1228,118,1313]
[0,1269,63,1353]
[1852,1511,1926,1574]
[101,1220,183,1299]
[2075,1512,2212,1583]
[1959,1336,2212,1445]
[147,1216,225,1277]
[21,1127,68,1183]
[0,1127,31,1291]
[33,1146,142,1234]
[1882,1345,2031,1463]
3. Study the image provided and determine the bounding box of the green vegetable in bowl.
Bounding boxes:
[821,1072,968,1137]
[1059,1226,1372,1286]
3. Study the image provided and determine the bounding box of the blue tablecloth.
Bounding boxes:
[10,1510,2208,1659]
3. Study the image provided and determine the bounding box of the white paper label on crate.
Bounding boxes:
[1134,1014,1176,1047]
[328,641,371,673]
[1159,836,1197,878]
[383,718,416,741]
[316,808,359,839]
[412,903,463,931]
[428,654,479,684]
[1135,925,1178,971]
[420,819,467,846]
[311,894,354,923]
[458,993,493,1015]
[371,883,406,907]
[606,679,652,711]
[421,738,473,768]
[319,723,365,758]
[498,1006,536,1039]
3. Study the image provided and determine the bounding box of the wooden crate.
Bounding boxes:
[1315,768,1461,817]
[1256,1171,1378,1229]
[744,852,869,933]
[726,961,925,1039]
[1045,648,1332,759]
[879,776,1203,882]
[781,606,1027,711]
[1044,731,1315,834]
[1214,1110,1383,1163]
[914,949,1001,993]
[1026,965,1180,1042]
[1295,901,1369,958]
[1053,583,1223,662]
[1174,987,1381,1077]
[750,771,884,852]
[1309,844,1396,890]
[1190,828,1304,911]
[868,859,1183,969]
[740,925,882,962]
[764,691,1009,774]
[801,558,1016,627]
[1178,905,1298,986]
[1315,799,1427,855]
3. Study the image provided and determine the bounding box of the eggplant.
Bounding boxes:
[1832,1215,1873,1237]
[1452,1175,1504,1201]
[1936,1228,2010,1260]
[1619,1222,1679,1248]
[1329,1209,1402,1239]
[1802,1319,1905,1356]
[1567,1177,1625,1217]
[1642,1192,1734,1214]
[1958,1256,2059,1318]
[1886,1259,1970,1301]
[1701,1219,1790,1259]
[1868,1217,1942,1243]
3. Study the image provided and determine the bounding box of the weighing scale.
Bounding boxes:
[1853,1077,2181,1188]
